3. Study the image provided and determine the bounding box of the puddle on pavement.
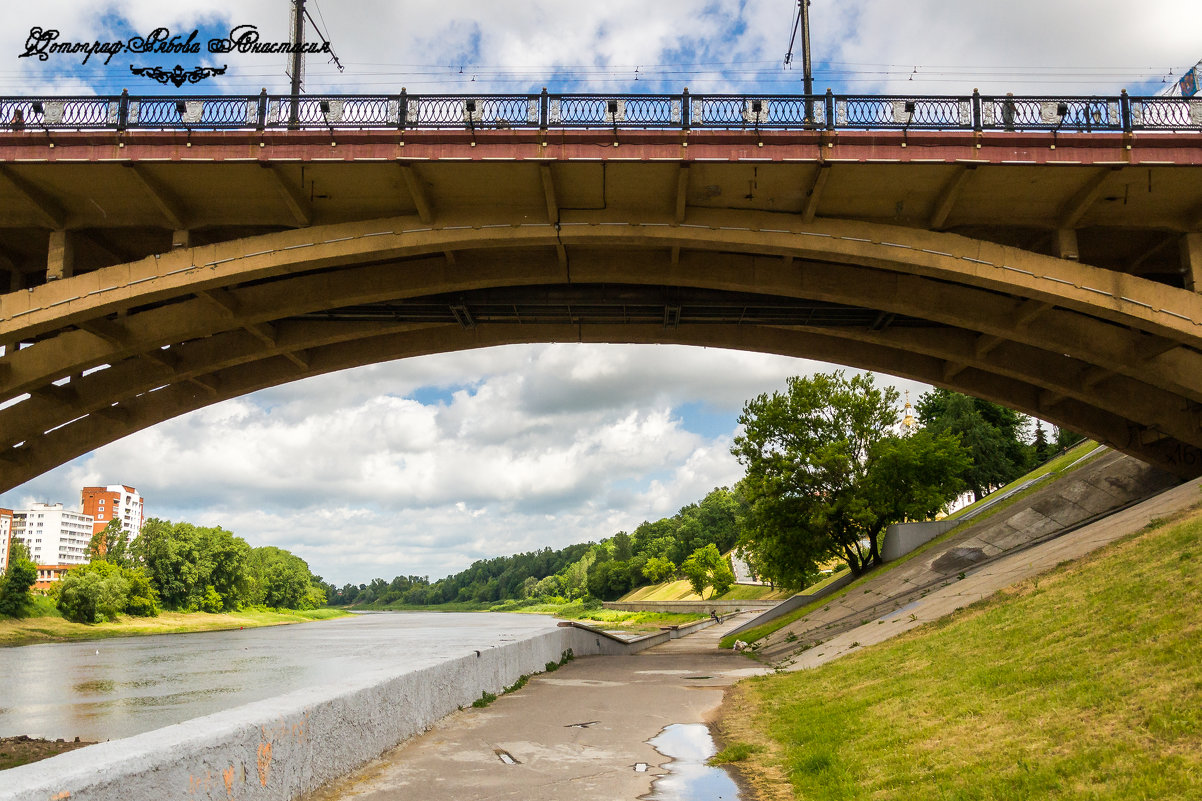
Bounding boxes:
[644,723,741,801]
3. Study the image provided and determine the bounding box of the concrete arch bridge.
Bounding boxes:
[1,102,1202,490]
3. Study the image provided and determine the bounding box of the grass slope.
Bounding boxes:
[0,606,349,648]
[619,578,793,603]
[718,505,1202,801]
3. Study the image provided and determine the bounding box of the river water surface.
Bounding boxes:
[0,612,559,742]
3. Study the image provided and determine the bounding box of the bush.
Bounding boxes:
[56,562,131,623]
[0,561,37,619]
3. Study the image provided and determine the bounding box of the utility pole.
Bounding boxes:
[288,0,306,129]
[799,0,814,123]
[786,1,816,123]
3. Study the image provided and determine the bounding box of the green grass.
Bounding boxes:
[0,606,350,648]
[721,441,1104,649]
[719,505,1202,800]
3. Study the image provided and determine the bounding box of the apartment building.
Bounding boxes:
[11,503,94,568]
[0,508,12,573]
[81,485,145,538]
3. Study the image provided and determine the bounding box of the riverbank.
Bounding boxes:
[0,621,633,801]
[0,607,350,648]
[716,499,1202,800]
[348,597,705,633]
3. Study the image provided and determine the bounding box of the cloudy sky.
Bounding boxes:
[1,2,1197,585]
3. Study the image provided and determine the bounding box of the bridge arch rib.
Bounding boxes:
[2,212,1201,490]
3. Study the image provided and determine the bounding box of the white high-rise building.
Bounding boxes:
[81,485,145,539]
[12,503,95,567]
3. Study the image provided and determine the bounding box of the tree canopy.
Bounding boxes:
[916,388,1033,500]
[680,544,735,599]
[0,539,37,619]
[732,371,968,586]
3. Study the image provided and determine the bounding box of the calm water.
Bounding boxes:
[0,612,559,742]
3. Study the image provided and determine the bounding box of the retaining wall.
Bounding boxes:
[724,571,857,639]
[880,519,961,562]
[602,599,778,614]
[0,626,612,801]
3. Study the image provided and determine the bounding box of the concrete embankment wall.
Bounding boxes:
[0,626,614,801]
[725,571,857,639]
[602,599,778,614]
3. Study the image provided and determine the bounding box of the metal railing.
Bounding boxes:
[0,89,1199,133]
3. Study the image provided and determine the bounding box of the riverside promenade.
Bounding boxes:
[306,475,1202,801]
[305,615,768,801]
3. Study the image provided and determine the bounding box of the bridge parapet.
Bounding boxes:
[0,89,1199,134]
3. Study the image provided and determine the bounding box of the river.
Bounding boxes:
[0,611,560,742]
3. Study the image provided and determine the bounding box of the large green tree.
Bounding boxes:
[86,519,131,567]
[0,540,38,618]
[916,389,1032,500]
[680,544,735,599]
[733,372,968,585]
[131,519,250,611]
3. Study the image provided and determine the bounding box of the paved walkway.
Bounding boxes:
[304,614,767,801]
[306,475,1201,801]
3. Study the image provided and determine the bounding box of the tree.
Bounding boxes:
[56,562,131,623]
[680,544,735,599]
[86,520,131,567]
[1032,421,1052,464]
[642,556,676,584]
[917,389,1032,501]
[1054,425,1085,452]
[0,540,37,618]
[733,372,968,584]
[131,519,251,611]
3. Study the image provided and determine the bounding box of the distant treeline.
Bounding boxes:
[328,487,743,607]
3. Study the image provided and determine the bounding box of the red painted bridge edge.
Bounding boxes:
[0,129,1199,165]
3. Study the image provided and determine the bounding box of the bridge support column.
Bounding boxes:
[1182,232,1202,292]
[1052,228,1079,261]
[46,230,74,281]
[172,229,192,250]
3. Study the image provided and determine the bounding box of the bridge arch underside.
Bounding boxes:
[2,212,1202,491]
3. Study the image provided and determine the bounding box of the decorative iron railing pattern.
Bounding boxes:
[1,89,1199,133]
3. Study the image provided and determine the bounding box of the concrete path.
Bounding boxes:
[304,614,767,801]
[305,475,1201,801]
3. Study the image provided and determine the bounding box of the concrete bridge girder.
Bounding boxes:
[3,211,1201,342]
[0,321,1193,492]
[3,247,1202,417]
[2,213,1202,487]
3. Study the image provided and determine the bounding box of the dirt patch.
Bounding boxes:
[931,546,988,573]
[0,735,95,771]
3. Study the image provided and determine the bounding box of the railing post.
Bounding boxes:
[399,88,408,130]
[1120,89,1132,133]
[117,88,129,132]
[825,88,835,131]
[972,88,982,132]
[540,87,549,129]
[256,88,268,130]
[681,87,690,131]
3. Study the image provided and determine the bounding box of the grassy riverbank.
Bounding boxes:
[353,597,704,633]
[717,505,1202,801]
[0,604,349,648]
